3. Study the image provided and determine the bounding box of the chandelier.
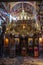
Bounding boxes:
[17,3,30,20]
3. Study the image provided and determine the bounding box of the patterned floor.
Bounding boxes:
[0,57,43,65]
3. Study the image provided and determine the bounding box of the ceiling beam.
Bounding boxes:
[1,2,8,13]
[0,15,5,22]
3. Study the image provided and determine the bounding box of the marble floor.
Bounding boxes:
[0,56,43,65]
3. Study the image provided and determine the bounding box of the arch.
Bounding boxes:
[10,2,35,10]
[10,2,36,18]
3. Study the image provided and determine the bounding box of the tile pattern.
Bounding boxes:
[0,57,43,65]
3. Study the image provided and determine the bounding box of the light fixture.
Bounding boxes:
[24,16,27,20]
[39,38,42,42]
[22,9,24,14]
[28,17,30,19]
[23,25,25,29]
[4,38,9,45]
[21,16,23,20]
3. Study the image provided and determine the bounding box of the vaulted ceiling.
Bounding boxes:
[9,2,35,16]
[0,2,43,35]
